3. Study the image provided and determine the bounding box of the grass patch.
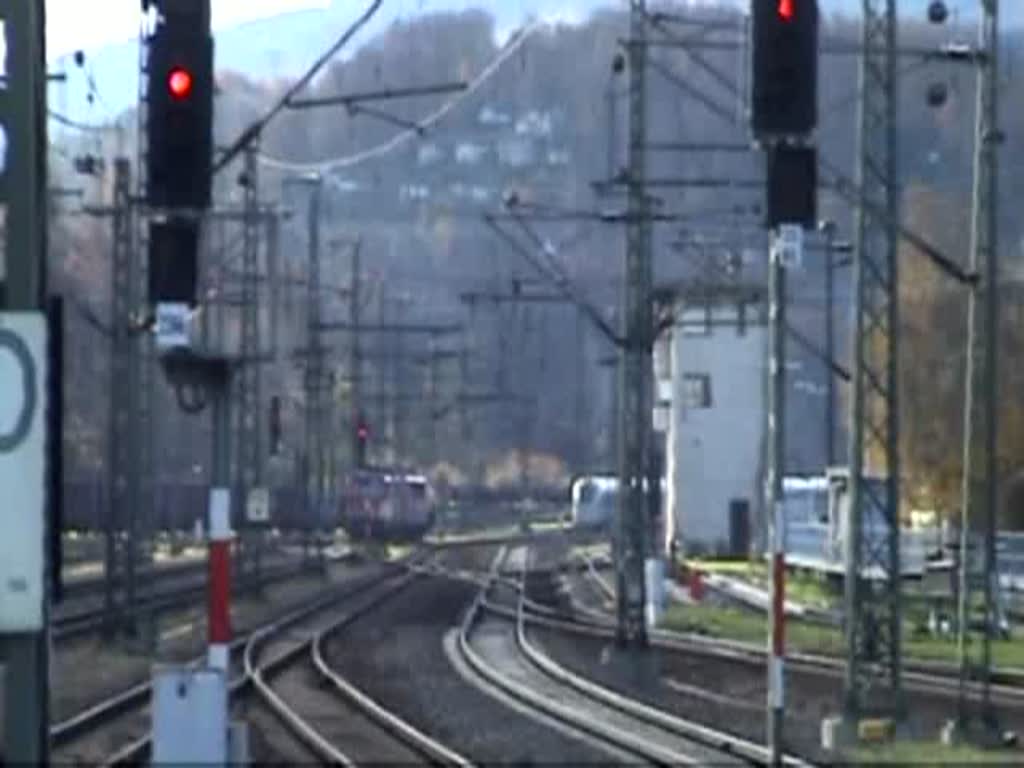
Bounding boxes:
[661,602,1024,668]
[852,740,1018,765]
[386,544,413,560]
[682,558,754,575]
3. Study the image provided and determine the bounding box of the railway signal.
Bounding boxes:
[269,395,282,456]
[356,419,369,467]
[145,2,214,209]
[146,1,214,309]
[750,0,819,138]
[765,144,817,228]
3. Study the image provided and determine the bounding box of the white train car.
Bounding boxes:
[570,475,618,530]
[784,469,930,578]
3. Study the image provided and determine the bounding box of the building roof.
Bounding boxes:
[651,280,764,307]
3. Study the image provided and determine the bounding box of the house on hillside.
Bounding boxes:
[417,143,444,167]
[478,105,513,127]
[515,109,556,137]
[497,136,536,168]
[454,141,487,166]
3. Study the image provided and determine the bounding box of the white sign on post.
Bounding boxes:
[246,487,271,524]
[0,313,47,632]
[652,404,670,433]
[773,224,804,269]
[152,667,228,764]
[155,302,190,351]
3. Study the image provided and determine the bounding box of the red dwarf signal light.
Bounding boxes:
[167,67,194,100]
[357,424,369,441]
[778,0,794,21]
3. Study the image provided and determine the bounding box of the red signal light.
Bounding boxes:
[778,0,794,21]
[357,425,369,441]
[167,67,193,100]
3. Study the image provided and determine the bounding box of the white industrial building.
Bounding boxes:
[655,284,768,558]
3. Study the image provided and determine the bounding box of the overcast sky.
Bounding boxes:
[45,0,332,59]
[43,0,1003,61]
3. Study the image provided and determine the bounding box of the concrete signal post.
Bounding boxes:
[751,2,820,764]
[1,4,52,764]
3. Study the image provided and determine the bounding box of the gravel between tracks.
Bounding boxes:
[325,571,613,765]
[249,573,430,766]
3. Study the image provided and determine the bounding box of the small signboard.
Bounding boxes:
[152,667,228,765]
[0,313,47,632]
[772,224,804,269]
[652,404,670,433]
[155,302,190,351]
[246,487,271,524]
[656,379,673,404]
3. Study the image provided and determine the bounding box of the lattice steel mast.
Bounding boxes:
[106,159,134,635]
[614,0,653,647]
[237,142,264,583]
[842,0,903,721]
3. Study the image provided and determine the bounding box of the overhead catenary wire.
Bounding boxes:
[482,213,622,347]
[47,109,115,133]
[641,23,976,287]
[213,0,384,175]
[257,20,544,174]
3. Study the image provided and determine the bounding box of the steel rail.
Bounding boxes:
[56,558,413,765]
[456,549,719,766]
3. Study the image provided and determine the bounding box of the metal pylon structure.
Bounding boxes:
[132,14,157,640]
[956,0,1001,734]
[106,158,135,635]
[350,238,364,467]
[616,0,652,646]
[842,0,903,720]
[460,324,474,480]
[304,176,326,555]
[237,142,263,582]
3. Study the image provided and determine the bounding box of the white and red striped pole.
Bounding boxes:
[207,487,232,670]
[767,225,794,767]
[769,499,786,766]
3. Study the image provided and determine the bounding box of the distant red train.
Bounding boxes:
[338,468,435,542]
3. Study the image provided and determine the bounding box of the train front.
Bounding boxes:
[339,469,435,543]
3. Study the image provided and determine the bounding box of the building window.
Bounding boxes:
[682,373,712,409]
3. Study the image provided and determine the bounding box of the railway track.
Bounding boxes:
[53,558,318,641]
[49,559,407,766]
[569,550,1024,711]
[459,546,810,767]
[61,552,215,600]
[245,562,471,766]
